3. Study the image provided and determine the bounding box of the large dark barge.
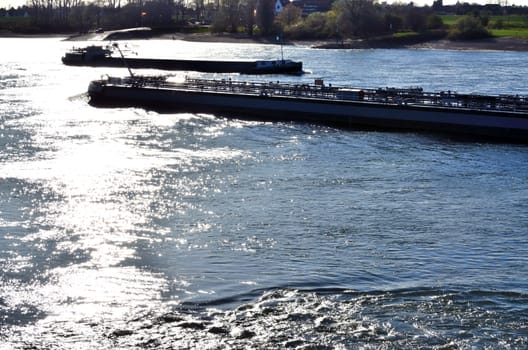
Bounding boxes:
[87,75,528,142]
[62,45,303,75]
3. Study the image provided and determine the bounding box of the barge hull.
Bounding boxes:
[64,57,303,74]
[88,83,528,142]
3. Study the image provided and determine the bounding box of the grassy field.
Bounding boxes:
[439,15,460,27]
[490,15,528,28]
[440,14,528,39]
[441,14,528,27]
[489,28,528,38]
[392,31,420,38]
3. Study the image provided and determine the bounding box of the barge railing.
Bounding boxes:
[102,76,528,114]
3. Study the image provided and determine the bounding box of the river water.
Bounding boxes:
[1,37,527,349]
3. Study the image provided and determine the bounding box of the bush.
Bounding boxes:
[385,13,404,32]
[275,4,302,27]
[492,18,504,29]
[211,11,228,33]
[284,12,332,39]
[448,15,490,40]
[427,15,444,30]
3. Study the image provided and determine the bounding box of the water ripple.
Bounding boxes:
[1,37,528,349]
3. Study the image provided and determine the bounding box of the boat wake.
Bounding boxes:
[4,287,525,349]
[67,92,90,102]
[122,287,528,349]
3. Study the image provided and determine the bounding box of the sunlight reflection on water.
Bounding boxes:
[1,37,528,349]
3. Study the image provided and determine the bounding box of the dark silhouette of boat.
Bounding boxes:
[62,45,303,75]
[87,75,528,142]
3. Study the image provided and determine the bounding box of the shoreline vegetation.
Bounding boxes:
[183,32,528,51]
[29,30,528,52]
[3,0,528,53]
[0,28,528,52]
[3,1,528,53]
[2,26,528,52]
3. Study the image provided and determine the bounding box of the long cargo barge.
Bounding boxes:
[87,75,528,142]
[62,45,303,75]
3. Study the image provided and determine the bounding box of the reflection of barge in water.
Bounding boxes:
[88,75,528,142]
[62,45,303,75]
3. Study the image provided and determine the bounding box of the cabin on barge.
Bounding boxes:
[87,76,528,142]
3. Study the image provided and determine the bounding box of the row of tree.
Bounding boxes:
[10,0,440,37]
[5,0,191,32]
[273,1,446,40]
[0,0,522,40]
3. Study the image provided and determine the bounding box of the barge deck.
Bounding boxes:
[62,45,303,75]
[88,75,528,142]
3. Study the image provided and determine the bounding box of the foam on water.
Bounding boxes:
[4,288,526,349]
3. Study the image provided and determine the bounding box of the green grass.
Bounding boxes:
[439,15,460,27]
[440,14,528,28]
[440,14,528,39]
[392,31,419,38]
[489,28,528,38]
[490,15,528,28]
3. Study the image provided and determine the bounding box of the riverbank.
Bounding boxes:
[102,31,528,52]
[133,31,528,52]
[409,36,528,51]
[3,28,528,52]
[304,35,528,51]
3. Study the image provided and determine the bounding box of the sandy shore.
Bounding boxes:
[142,32,528,52]
[119,32,528,52]
[3,29,528,52]
[408,37,528,52]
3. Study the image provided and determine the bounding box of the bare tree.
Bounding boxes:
[256,0,274,35]
[275,3,302,27]
[334,0,384,38]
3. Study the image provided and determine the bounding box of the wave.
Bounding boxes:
[6,286,513,350]
[4,286,525,348]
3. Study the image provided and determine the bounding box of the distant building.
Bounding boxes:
[290,0,333,16]
[2,7,30,17]
[275,0,284,14]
